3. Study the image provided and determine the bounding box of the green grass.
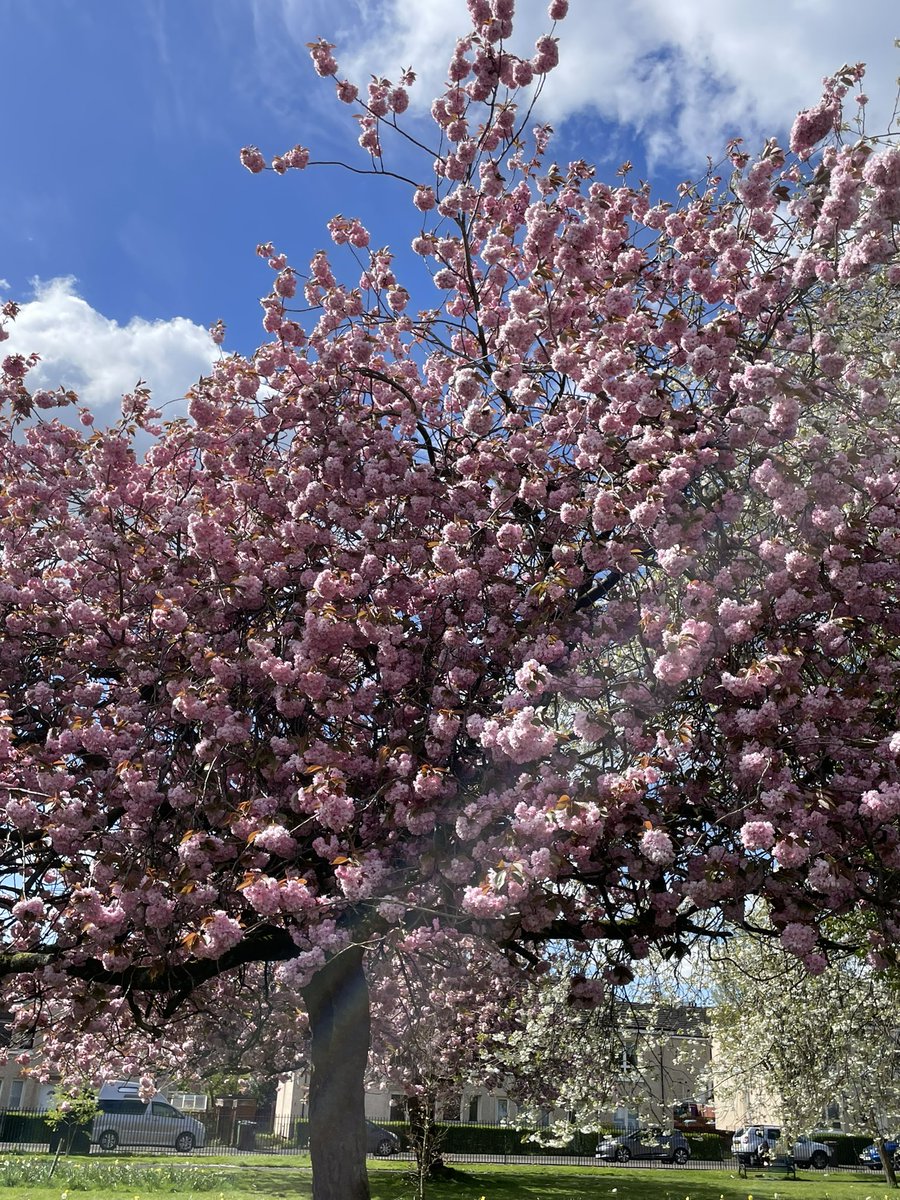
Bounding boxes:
[0,1159,893,1199]
[368,1162,900,1199]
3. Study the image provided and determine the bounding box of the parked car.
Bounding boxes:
[859,1139,900,1170]
[366,1121,401,1156]
[731,1125,831,1169]
[93,1084,206,1152]
[596,1128,691,1164]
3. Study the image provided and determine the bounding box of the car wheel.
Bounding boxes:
[809,1150,828,1170]
[615,1146,631,1163]
[175,1132,196,1153]
[672,1147,689,1165]
[98,1130,119,1151]
[376,1137,395,1157]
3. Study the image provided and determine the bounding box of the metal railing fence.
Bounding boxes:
[0,1107,876,1172]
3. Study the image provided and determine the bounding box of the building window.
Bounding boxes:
[389,1094,406,1122]
[614,1107,639,1131]
[0,1017,34,1050]
[169,1093,208,1113]
[7,1080,24,1110]
[468,1094,480,1123]
[496,1098,510,1124]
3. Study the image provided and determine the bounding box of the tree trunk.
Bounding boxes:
[302,945,371,1200]
[407,1093,445,1199]
[876,1136,898,1188]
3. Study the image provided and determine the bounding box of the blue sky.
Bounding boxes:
[2,0,897,422]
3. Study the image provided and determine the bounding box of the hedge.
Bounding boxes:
[684,1132,724,1161]
[286,1120,738,1161]
[439,1123,562,1155]
[289,1119,608,1156]
[813,1133,878,1166]
[149,1118,898,1168]
[0,1111,53,1144]
[430,1125,724,1159]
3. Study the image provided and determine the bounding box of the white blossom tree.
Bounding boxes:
[488,949,711,1144]
[711,933,900,1185]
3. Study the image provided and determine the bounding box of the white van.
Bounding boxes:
[92,1082,206,1152]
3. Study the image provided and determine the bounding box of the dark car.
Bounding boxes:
[859,1139,900,1170]
[596,1128,691,1164]
[366,1120,401,1156]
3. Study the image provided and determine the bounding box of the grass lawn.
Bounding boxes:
[369,1163,900,1199]
[0,1159,894,1199]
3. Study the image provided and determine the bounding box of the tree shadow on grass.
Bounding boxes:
[369,1167,713,1199]
[368,1165,874,1200]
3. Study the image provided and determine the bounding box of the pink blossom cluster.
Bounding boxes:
[640,828,675,865]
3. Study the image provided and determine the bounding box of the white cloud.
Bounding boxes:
[266,0,899,168]
[2,277,219,427]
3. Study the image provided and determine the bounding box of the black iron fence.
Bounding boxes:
[0,1108,878,1172]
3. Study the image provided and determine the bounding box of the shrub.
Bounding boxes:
[428,1123,597,1156]
[685,1132,724,1161]
[813,1133,877,1165]
[0,1111,52,1144]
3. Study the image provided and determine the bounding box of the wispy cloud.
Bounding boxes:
[3,278,219,426]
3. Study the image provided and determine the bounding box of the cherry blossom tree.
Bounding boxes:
[2,1,900,1197]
